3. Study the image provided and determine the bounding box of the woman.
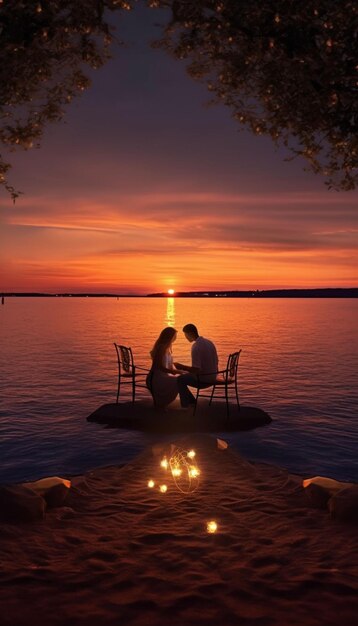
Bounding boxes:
[147,327,180,408]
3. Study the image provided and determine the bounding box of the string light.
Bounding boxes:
[207,521,218,534]
[149,446,222,534]
[188,466,200,479]
[169,448,201,493]
[152,448,201,494]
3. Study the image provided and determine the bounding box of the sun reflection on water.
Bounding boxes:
[166,297,176,327]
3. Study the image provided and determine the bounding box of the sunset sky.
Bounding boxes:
[0,5,357,294]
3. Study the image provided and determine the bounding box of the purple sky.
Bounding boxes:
[0,4,357,293]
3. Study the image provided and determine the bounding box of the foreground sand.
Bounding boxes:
[0,435,357,626]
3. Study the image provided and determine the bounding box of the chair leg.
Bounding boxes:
[209,385,216,406]
[225,384,230,419]
[148,370,156,407]
[193,387,200,416]
[132,378,135,404]
[235,381,240,411]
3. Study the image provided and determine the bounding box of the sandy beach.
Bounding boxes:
[0,434,357,626]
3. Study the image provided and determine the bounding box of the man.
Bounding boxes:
[174,323,218,409]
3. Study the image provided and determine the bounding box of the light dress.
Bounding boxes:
[146,349,178,407]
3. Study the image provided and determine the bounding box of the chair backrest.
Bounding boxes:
[225,350,241,380]
[114,344,134,375]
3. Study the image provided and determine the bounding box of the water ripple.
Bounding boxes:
[0,297,357,483]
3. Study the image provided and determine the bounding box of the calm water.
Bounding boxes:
[0,297,357,483]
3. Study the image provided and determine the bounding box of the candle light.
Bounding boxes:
[206,521,218,534]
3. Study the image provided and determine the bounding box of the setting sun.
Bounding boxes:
[167,289,175,295]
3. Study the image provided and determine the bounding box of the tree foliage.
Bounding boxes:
[0,0,357,199]
[156,0,358,191]
[0,0,132,199]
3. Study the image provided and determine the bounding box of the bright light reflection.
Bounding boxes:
[166,296,175,326]
[207,521,218,534]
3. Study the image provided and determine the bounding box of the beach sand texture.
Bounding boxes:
[0,435,357,626]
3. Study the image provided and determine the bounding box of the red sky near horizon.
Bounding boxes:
[0,6,357,294]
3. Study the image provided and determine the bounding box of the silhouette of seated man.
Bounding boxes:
[174,323,218,409]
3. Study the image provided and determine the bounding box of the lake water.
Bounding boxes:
[0,297,357,483]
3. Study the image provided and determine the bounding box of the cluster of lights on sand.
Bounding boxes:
[147,447,218,534]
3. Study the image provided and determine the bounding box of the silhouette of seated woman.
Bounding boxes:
[147,327,181,409]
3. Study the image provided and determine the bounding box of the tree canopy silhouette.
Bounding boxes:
[0,0,357,199]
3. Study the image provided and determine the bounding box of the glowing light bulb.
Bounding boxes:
[160,457,168,470]
[187,450,196,459]
[207,521,218,534]
[189,466,200,478]
[159,484,168,493]
[147,480,155,488]
[172,468,182,477]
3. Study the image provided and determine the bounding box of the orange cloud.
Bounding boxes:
[1,190,357,293]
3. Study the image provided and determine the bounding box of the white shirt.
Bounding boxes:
[163,350,173,370]
[191,336,218,382]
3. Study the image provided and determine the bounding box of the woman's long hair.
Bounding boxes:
[150,327,177,369]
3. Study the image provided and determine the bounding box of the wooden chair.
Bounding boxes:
[114,344,153,404]
[193,350,242,418]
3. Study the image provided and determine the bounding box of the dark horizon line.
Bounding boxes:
[1,287,358,299]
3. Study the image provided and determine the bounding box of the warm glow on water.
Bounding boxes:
[0,297,357,483]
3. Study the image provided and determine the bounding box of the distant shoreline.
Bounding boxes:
[1,288,358,298]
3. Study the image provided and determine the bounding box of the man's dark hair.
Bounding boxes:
[183,323,199,337]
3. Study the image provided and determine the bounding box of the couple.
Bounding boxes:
[146,323,218,410]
